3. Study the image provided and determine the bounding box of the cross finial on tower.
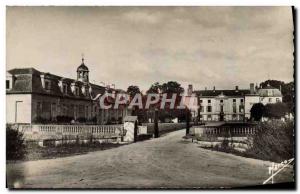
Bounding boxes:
[81,53,85,63]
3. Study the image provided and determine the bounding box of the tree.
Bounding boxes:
[147,82,161,94]
[264,102,288,119]
[160,81,184,94]
[7,125,26,160]
[250,103,265,121]
[127,85,141,97]
[281,81,294,114]
[259,80,284,89]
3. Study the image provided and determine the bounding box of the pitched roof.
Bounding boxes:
[6,68,116,101]
[8,68,41,75]
[257,88,282,97]
[194,89,250,97]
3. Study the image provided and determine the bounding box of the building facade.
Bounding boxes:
[6,58,131,124]
[190,83,282,122]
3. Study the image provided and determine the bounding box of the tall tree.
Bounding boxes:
[127,85,141,97]
[160,81,184,94]
[250,103,265,121]
[147,82,161,94]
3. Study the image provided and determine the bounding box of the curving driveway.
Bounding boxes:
[7,129,293,189]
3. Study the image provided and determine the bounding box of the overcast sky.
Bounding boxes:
[6,6,294,92]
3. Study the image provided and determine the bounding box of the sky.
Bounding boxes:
[6,6,294,92]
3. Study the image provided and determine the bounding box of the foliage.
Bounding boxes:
[56,116,74,123]
[127,85,141,97]
[7,125,26,160]
[246,120,294,162]
[76,117,87,123]
[250,103,265,121]
[33,116,50,124]
[264,102,288,119]
[160,81,184,94]
[147,82,161,94]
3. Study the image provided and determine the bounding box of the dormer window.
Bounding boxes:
[63,84,67,94]
[6,73,14,90]
[75,87,80,96]
[6,80,10,89]
[44,80,51,91]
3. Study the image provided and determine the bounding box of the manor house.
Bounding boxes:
[6,58,131,124]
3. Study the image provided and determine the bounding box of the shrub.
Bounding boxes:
[264,102,288,119]
[246,120,294,162]
[76,117,87,123]
[250,103,265,121]
[6,125,26,160]
[56,116,74,123]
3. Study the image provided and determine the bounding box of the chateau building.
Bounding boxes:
[6,58,131,124]
[188,83,282,122]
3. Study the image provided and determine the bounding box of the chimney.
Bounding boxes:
[213,86,215,92]
[188,84,193,96]
[235,86,239,91]
[250,83,255,94]
[279,85,282,92]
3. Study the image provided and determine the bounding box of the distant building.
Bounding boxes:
[189,83,282,122]
[6,57,131,124]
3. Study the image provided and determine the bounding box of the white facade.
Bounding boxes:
[6,94,32,123]
[192,84,283,122]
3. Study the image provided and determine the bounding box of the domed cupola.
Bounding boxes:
[77,56,89,83]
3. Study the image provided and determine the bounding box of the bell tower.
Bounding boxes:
[77,55,89,83]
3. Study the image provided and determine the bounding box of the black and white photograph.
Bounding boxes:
[5,5,295,189]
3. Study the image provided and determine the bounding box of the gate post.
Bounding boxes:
[186,109,190,135]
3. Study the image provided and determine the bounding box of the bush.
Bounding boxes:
[56,116,74,123]
[246,120,294,162]
[250,103,265,121]
[264,102,288,119]
[33,116,49,124]
[6,125,26,160]
[76,117,87,123]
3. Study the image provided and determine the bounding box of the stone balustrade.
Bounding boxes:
[18,124,124,141]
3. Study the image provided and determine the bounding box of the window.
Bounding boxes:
[220,99,223,103]
[220,105,224,112]
[200,100,203,104]
[208,100,211,103]
[75,87,80,96]
[233,104,237,113]
[63,84,67,94]
[207,115,212,121]
[200,106,204,112]
[240,99,244,103]
[232,114,237,120]
[36,102,42,116]
[45,81,51,90]
[276,98,280,102]
[239,105,244,113]
[6,80,9,89]
[207,106,212,112]
[233,99,236,103]
[269,98,272,103]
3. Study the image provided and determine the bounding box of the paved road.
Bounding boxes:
[7,129,293,189]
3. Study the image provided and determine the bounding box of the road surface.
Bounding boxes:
[7,129,293,189]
